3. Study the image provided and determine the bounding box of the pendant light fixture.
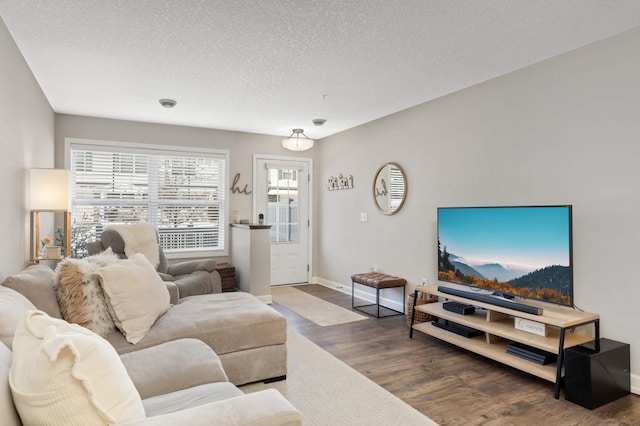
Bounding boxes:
[282,128,314,151]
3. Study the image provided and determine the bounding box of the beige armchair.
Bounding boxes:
[86,227,221,299]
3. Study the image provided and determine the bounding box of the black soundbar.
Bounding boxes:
[443,301,475,315]
[437,286,543,315]
[432,318,484,338]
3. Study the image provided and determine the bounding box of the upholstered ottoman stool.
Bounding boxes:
[351,272,407,318]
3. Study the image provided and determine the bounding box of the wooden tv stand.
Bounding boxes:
[409,284,599,399]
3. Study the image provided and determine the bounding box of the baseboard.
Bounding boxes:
[314,276,406,314]
[631,373,639,395]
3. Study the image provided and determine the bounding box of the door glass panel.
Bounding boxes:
[267,167,299,243]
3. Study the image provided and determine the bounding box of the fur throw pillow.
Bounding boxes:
[54,249,120,335]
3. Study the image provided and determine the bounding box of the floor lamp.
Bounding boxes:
[29,169,71,262]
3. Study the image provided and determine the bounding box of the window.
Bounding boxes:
[67,139,228,258]
[267,167,299,243]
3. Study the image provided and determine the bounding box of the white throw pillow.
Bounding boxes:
[96,253,171,344]
[9,310,146,425]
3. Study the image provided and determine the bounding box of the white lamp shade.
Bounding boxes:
[282,136,314,151]
[30,169,70,211]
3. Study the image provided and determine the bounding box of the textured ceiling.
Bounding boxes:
[1,1,640,139]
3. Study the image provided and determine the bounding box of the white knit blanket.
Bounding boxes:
[104,223,160,268]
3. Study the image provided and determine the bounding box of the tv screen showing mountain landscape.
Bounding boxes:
[437,205,572,306]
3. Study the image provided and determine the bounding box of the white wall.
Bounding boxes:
[54,114,319,263]
[316,27,640,391]
[0,17,54,279]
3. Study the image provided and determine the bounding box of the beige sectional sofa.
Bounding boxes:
[1,264,287,386]
[2,328,300,425]
[0,264,298,424]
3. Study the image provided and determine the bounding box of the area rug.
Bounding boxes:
[271,285,368,326]
[241,330,438,426]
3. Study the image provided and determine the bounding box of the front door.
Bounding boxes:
[254,156,311,285]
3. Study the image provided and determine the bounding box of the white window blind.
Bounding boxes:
[69,141,227,258]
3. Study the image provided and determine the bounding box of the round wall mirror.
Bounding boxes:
[373,162,407,215]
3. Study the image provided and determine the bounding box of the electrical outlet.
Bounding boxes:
[421,278,427,285]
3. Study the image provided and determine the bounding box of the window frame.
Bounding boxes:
[65,138,230,258]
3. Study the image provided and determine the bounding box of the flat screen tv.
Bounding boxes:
[437,205,573,307]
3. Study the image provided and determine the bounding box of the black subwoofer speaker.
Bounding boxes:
[564,338,630,409]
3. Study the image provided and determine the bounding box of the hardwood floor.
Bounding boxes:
[272,284,639,426]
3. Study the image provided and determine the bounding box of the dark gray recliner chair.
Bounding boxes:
[86,228,221,300]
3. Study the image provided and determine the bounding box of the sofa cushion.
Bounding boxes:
[54,249,119,336]
[173,270,215,298]
[10,310,146,425]
[142,382,243,418]
[1,265,61,318]
[96,254,171,344]
[105,292,286,356]
[120,338,229,400]
[0,343,21,426]
[126,389,302,426]
[0,286,36,350]
[167,259,216,276]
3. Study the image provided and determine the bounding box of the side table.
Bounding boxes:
[215,263,236,292]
